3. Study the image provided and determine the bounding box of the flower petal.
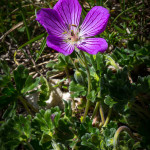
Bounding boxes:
[47,35,74,56]
[36,8,67,37]
[79,6,110,37]
[76,38,108,54]
[54,0,82,28]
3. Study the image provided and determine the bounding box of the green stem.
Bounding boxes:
[20,96,38,113]
[112,6,136,25]
[26,141,34,150]
[25,99,38,113]
[18,96,33,115]
[99,101,105,125]
[92,101,100,119]
[79,51,91,123]
[65,66,75,110]
[69,56,79,71]
[65,66,71,83]
[103,107,112,127]
[97,91,105,127]
[113,126,139,150]
[133,103,150,118]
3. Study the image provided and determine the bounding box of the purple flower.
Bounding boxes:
[50,113,55,122]
[36,0,110,56]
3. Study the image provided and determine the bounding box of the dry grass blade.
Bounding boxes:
[0,16,35,41]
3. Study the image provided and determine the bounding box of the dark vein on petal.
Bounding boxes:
[50,12,66,31]
[81,7,99,31]
[44,15,64,32]
[82,16,107,35]
[61,2,69,25]
[84,11,106,31]
[73,0,75,25]
[79,45,100,51]
[67,0,72,25]
[81,11,102,33]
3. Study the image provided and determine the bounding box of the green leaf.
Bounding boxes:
[81,133,98,150]
[0,115,32,150]
[64,100,72,118]
[35,36,47,62]
[38,76,50,106]
[13,65,29,92]
[18,33,46,49]
[2,102,16,119]
[33,107,61,136]
[46,61,56,68]
[114,25,126,34]
[74,70,86,85]
[56,118,74,145]
[104,95,117,108]
[21,76,40,94]
[87,90,96,102]
[69,81,86,98]
[0,60,10,76]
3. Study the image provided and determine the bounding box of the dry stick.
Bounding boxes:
[26,49,42,76]
[0,16,35,41]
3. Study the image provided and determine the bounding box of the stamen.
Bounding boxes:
[72,24,77,27]
[68,24,71,30]
[71,30,74,36]
[62,31,67,34]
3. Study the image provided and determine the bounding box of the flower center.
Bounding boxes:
[63,24,80,45]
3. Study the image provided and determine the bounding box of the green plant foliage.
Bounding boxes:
[69,81,87,98]
[0,115,32,150]
[1,0,150,149]
[38,76,50,106]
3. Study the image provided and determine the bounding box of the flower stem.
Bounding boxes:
[25,99,38,113]
[69,56,79,71]
[79,51,91,123]
[103,107,112,127]
[113,126,139,150]
[99,101,105,125]
[65,66,75,110]
[92,101,100,119]
[25,141,34,150]
[97,90,105,127]
[19,96,38,115]
[18,96,33,115]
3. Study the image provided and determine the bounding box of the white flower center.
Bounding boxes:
[63,24,81,45]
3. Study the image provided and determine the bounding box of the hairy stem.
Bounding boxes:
[25,141,34,150]
[18,96,33,115]
[79,51,91,123]
[97,90,105,127]
[92,102,100,119]
[65,66,75,110]
[69,56,79,71]
[25,98,38,113]
[113,126,139,150]
[103,107,112,127]
[99,101,105,125]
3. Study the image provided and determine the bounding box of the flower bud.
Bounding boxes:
[74,70,85,85]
